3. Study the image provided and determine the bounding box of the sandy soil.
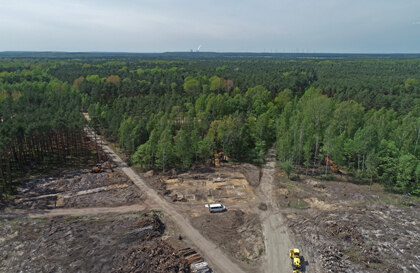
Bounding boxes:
[146,164,260,206]
[258,148,295,273]
[142,162,265,271]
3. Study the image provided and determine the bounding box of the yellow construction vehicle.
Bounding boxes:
[292,271,302,273]
[289,249,302,270]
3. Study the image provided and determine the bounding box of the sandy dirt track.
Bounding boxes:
[259,148,294,273]
[0,204,147,219]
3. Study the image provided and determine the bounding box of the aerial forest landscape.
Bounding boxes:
[0,1,419,273]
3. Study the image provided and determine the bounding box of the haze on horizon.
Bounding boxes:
[1,0,420,54]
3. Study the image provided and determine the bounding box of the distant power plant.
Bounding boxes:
[190,45,202,53]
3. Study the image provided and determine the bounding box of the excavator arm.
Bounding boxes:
[325,157,340,172]
[91,161,113,173]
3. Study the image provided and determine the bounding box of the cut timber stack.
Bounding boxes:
[177,247,212,273]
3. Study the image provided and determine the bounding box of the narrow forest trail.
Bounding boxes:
[86,126,246,273]
[259,148,294,273]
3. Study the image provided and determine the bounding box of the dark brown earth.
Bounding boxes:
[0,212,189,273]
[7,169,145,210]
[0,166,190,273]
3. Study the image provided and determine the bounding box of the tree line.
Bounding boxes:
[0,64,90,198]
[1,56,419,196]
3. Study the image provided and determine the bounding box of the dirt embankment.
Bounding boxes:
[277,176,420,273]
[0,213,189,273]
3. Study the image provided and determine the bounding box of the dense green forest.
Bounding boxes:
[1,54,419,196]
[0,60,90,198]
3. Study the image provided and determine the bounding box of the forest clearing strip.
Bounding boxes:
[0,204,146,219]
[86,126,246,273]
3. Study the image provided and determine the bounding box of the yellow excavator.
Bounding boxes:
[289,249,302,271]
[91,161,113,173]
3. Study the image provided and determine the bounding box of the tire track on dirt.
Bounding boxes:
[259,148,294,273]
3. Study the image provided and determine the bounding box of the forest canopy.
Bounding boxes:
[1,54,419,195]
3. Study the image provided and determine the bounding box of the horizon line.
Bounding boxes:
[1,50,420,55]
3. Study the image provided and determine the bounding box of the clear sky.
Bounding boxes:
[1,0,420,53]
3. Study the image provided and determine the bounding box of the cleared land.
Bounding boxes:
[4,169,144,210]
[276,171,420,273]
[0,212,189,272]
[143,164,265,272]
[2,134,418,273]
[0,166,192,272]
[258,148,295,273]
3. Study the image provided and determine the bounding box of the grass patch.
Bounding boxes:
[289,198,309,209]
[33,217,48,221]
[150,210,164,218]
[65,215,89,220]
[320,174,336,181]
[379,194,418,207]
[344,247,364,264]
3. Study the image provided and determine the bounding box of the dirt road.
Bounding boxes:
[88,128,246,273]
[259,148,294,273]
[0,204,147,219]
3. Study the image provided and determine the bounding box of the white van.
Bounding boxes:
[205,203,226,213]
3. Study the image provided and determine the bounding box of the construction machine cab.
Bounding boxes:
[289,249,302,269]
[91,161,113,173]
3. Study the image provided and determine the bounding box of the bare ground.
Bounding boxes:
[258,148,295,273]
[142,163,264,271]
[97,131,248,273]
[5,123,415,273]
[276,173,420,273]
[0,160,189,272]
[0,212,189,273]
[1,204,147,219]
[190,210,264,266]
[7,169,145,210]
